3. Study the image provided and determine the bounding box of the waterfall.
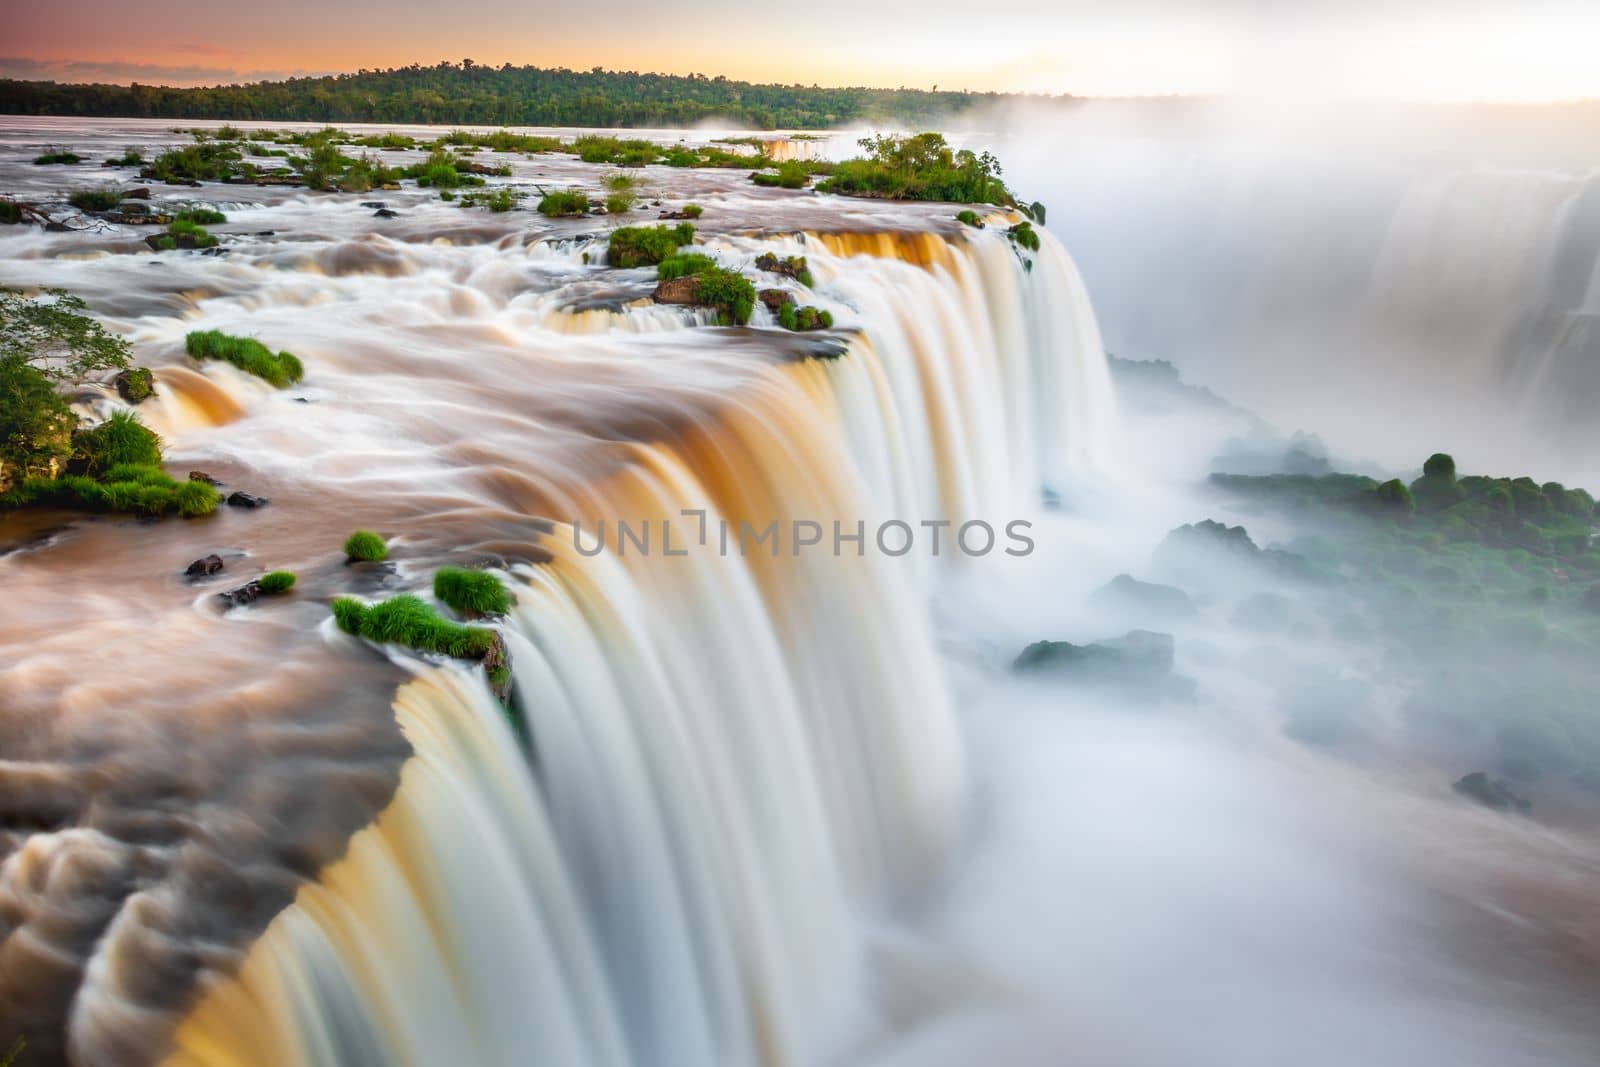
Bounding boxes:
[113,222,1114,1067]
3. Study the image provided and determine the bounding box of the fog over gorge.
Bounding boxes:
[1,35,1599,1067]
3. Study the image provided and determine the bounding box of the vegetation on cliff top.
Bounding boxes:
[0,62,1033,129]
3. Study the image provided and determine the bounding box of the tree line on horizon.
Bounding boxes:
[0,60,1063,129]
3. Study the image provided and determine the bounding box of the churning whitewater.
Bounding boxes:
[0,119,1114,1067]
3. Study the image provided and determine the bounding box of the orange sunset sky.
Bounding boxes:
[4,0,1599,101]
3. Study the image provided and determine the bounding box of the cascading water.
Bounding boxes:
[0,123,1115,1067]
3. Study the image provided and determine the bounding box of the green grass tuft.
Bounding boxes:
[69,187,125,212]
[331,596,370,634]
[337,593,499,659]
[656,253,716,281]
[73,411,162,475]
[257,570,296,594]
[434,566,513,616]
[184,329,305,387]
[537,189,589,217]
[343,529,388,562]
[176,207,227,224]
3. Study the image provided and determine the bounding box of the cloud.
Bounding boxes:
[0,56,319,86]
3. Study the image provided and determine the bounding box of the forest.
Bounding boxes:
[0,61,1054,129]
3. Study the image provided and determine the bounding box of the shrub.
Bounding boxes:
[956,209,981,227]
[605,191,637,215]
[176,207,227,225]
[537,189,589,217]
[439,189,456,201]
[34,150,82,165]
[165,217,219,249]
[0,202,20,225]
[656,253,717,280]
[571,136,660,166]
[3,464,219,517]
[776,304,833,331]
[607,223,695,268]
[681,203,703,219]
[143,140,244,183]
[754,253,815,288]
[1007,221,1041,252]
[72,411,162,475]
[403,147,485,189]
[778,302,797,330]
[335,593,499,659]
[104,148,143,167]
[693,267,756,326]
[258,570,296,594]
[184,330,305,387]
[173,479,221,517]
[1423,453,1456,479]
[343,529,388,562]
[815,133,1012,205]
[69,187,125,212]
[434,566,513,615]
[603,172,640,192]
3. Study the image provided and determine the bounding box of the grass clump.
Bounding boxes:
[184,330,304,387]
[434,566,513,616]
[402,147,485,189]
[750,162,811,189]
[161,217,220,249]
[605,191,637,215]
[657,253,717,280]
[537,189,590,217]
[461,187,519,212]
[257,570,296,594]
[681,203,703,219]
[69,187,126,212]
[3,463,220,517]
[104,147,144,167]
[0,202,21,225]
[607,222,695,268]
[333,593,499,659]
[1006,220,1041,252]
[176,207,227,225]
[143,139,244,183]
[571,136,661,166]
[753,252,815,287]
[34,150,82,165]
[343,529,388,562]
[956,209,982,227]
[71,410,162,475]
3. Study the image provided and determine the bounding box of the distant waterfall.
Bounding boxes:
[152,223,1115,1067]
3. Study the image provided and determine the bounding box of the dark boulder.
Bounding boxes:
[188,470,221,486]
[1163,519,1258,557]
[114,367,155,403]
[1452,772,1530,814]
[217,580,263,608]
[652,276,699,305]
[373,208,399,219]
[759,288,794,310]
[120,186,151,200]
[185,554,224,577]
[1014,629,1193,701]
[360,201,386,209]
[226,491,269,508]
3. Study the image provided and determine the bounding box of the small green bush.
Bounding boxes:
[537,189,589,217]
[693,267,757,326]
[72,411,162,475]
[185,330,305,387]
[69,187,125,212]
[607,223,695,267]
[778,302,798,330]
[104,148,143,167]
[343,529,388,562]
[605,191,637,215]
[434,566,513,616]
[331,596,369,634]
[1007,220,1041,252]
[34,151,82,165]
[750,162,810,189]
[681,203,703,219]
[258,570,296,594]
[956,209,981,227]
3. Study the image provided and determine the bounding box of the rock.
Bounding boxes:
[1089,573,1197,621]
[380,182,401,191]
[121,186,151,200]
[114,367,155,403]
[226,491,269,508]
[758,288,794,310]
[185,554,224,577]
[46,221,70,232]
[188,470,221,485]
[105,211,171,226]
[360,201,386,209]
[145,232,201,251]
[1452,772,1530,814]
[373,208,399,218]
[652,276,700,305]
[217,580,263,608]
[253,230,276,237]
[754,252,808,280]
[1164,519,1259,557]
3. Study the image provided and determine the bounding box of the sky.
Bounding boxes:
[4,0,1600,101]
